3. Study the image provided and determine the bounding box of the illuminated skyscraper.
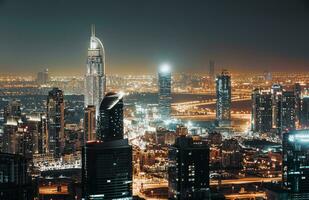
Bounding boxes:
[168,136,210,200]
[294,83,302,127]
[271,84,283,131]
[281,91,296,131]
[84,25,106,117]
[47,88,64,158]
[283,129,309,194]
[158,64,172,120]
[84,105,96,142]
[82,92,132,200]
[96,92,124,141]
[216,70,231,127]
[301,97,309,128]
[251,89,272,133]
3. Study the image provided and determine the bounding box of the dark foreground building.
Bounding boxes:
[82,92,133,200]
[0,153,33,200]
[282,129,309,193]
[168,136,210,200]
[266,129,309,199]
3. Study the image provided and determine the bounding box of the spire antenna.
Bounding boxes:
[91,24,95,37]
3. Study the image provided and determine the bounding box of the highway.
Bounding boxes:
[134,177,281,191]
[210,177,281,185]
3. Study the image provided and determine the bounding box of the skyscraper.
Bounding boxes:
[84,25,106,117]
[96,92,124,141]
[82,92,132,200]
[47,88,64,158]
[168,136,210,200]
[294,83,302,127]
[301,97,309,128]
[158,64,172,120]
[251,89,272,132]
[281,91,296,131]
[36,68,49,85]
[84,105,96,142]
[271,84,283,131]
[4,99,21,121]
[282,129,309,194]
[0,153,33,200]
[216,70,231,127]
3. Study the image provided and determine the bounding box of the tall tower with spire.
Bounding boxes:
[84,24,106,117]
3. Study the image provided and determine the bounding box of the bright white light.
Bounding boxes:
[160,63,171,73]
[90,38,97,49]
[119,91,125,97]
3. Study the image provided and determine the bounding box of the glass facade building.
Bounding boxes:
[168,136,209,200]
[283,129,309,193]
[158,65,172,120]
[47,87,65,158]
[96,92,124,142]
[216,70,231,127]
[84,25,106,117]
[82,92,132,200]
[251,89,272,132]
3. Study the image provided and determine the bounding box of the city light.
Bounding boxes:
[159,63,171,74]
[0,2,309,200]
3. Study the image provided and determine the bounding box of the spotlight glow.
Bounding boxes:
[160,63,171,73]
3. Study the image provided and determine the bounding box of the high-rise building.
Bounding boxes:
[82,92,132,200]
[168,136,210,200]
[0,153,33,200]
[36,68,49,85]
[26,113,47,154]
[47,88,65,158]
[294,83,302,127]
[271,84,283,131]
[251,89,272,132]
[2,117,19,153]
[216,70,231,127]
[96,92,124,141]
[301,97,309,128]
[84,105,96,142]
[221,138,242,169]
[209,60,215,80]
[281,91,296,131]
[4,99,21,121]
[158,64,172,120]
[282,129,309,193]
[84,25,106,117]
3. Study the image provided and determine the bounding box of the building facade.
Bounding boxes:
[158,65,172,120]
[96,92,124,142]
[47,88,65,158]
[84,105,96,142]
[251,89,273,133]
[84,25,106,117]
[216,70,231,127]
[82,92,132,200]
[282,129,309,193]
[281,91,296,131]
[168,136,210,200]
[0,153,33,200]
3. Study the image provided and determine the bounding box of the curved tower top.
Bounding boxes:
[85,24,107,118]
[88,24,105,74]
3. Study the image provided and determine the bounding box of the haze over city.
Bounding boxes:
[0,1,309,200]
[0,0,309,75]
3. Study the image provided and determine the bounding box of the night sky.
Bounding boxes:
[0,0,308,75]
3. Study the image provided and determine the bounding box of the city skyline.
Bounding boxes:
[0,1,309,200]
[0,0,309,75]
